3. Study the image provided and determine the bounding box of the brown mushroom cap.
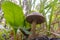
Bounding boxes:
[26,12,45,24]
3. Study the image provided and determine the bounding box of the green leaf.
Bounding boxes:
[2,1,24,27]
[20,27,31,35]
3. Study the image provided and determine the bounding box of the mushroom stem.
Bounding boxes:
[31,21,36,37]
[29,20,36,39]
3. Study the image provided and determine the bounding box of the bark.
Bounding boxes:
[23,0,31,16]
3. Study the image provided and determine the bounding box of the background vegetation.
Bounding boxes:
[0,0,60,40]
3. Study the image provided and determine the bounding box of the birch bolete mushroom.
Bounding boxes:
[26,12,45,39]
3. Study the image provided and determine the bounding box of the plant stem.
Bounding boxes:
[13,29,17,40]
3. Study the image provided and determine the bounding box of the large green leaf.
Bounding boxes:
[2,1,24,28]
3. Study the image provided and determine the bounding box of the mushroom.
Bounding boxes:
[26,12,45,39]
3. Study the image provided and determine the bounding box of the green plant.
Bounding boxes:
[2,1,25,40]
